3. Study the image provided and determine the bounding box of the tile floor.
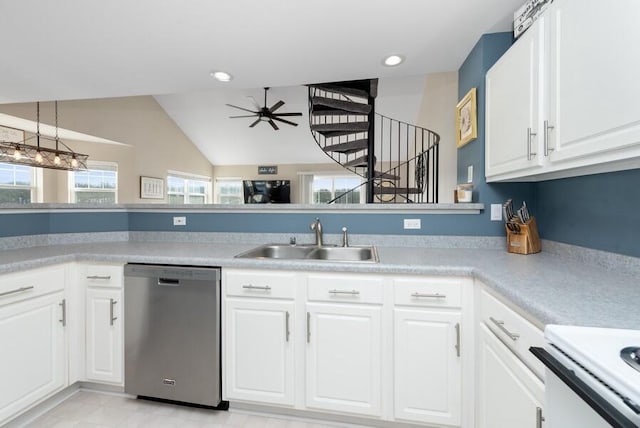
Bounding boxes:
[25,391,352,428]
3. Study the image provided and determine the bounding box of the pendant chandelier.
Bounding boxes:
[0,101,88,171]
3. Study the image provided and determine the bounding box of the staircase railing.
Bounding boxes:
[308,86,440,203]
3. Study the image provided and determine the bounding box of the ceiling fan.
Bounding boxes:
[226,87,302,130]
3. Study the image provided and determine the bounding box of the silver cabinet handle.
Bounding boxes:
[59,299,66,327]
[411,292,446,299]
[544,120,554,156]
[527,127,537,160]
[536,407,545,428]
[306,312,311,343]
[285,311,290,342]
[110,299,117,326]
[0,285,34,297]
[455,323,461,357]
[242,284,271,291]
[86,275,111,280]
[328,289,360,295]
[490,317,520,341]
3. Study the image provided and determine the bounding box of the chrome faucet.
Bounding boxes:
[310,218,323,247]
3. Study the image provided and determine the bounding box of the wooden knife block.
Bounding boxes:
[506,217,541,255]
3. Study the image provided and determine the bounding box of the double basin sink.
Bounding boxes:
[235,244,379,263]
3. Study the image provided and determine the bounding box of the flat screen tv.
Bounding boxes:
[243,180,291,204]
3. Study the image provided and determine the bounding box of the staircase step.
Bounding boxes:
[311,97,372,115]
[374,171,400,180]
[344,155,370,168]
[310,122,369,139]
[323,139,368,154]
[309,84,371,100]
[374,187,422,195]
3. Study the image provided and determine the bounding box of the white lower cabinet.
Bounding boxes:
[83,263,124,385]
[85,288,123,384]
[0,265,67,426]
[225,298,294,405]
[305,303,382,417]
[394,309,461,426]
[477,324,545,428]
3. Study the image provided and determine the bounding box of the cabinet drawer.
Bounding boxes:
[0,265,66,306]
[394,277,463,308]
[307,273,383,304]
[479,287,545,379]
[82,264,124,288]
[225,270,296,299]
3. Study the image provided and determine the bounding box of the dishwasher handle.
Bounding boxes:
[158,278,180,286]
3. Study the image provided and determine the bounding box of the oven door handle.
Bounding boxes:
[530,347,638,428]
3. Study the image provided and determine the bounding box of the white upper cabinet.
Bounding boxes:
[486,15,546,178]
[486,0,640,182]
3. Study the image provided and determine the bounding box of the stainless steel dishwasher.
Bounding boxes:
[124,264,222,407]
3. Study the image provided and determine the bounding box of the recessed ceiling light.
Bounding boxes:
[383,54,405,67]
[211,71,233,82]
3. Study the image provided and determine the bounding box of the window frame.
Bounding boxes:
[214,177,244,204]
[167,170,212,204]
[68,160,118,204]
[309,173,365,204]
[0,162,42,203]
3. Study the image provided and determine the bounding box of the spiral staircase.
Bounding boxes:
[308,79,440,203]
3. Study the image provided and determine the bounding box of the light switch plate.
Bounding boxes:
[403,219,421,229]
[173,216,186,226]
[467,165,473,183]
[490,204,502,221]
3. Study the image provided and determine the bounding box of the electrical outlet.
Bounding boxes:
[173,216,186,226]
[491,204,502,221]
[403,219,421,229]
[467,165,473,183]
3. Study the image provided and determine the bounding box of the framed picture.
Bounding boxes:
[140,176,164,199]
[456,88,478,148]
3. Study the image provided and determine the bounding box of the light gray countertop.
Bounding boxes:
[0,241,638,330]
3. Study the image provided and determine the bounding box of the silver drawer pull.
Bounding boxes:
[242,284,271,291]
[59,299,66,327]
[329,289,360,295]
[411,292,446,299]
[0,286,34,297]
[86,275,111,280]
[490,317,520,341]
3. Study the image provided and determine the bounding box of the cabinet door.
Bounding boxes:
[394,309,461,426]
[477,323,545,428]
[0,292,66,424]
[225,299,295,406]
[547,0,640,165]
[486,18,545,180]
[306,303,381,417]
[86,288,123,384]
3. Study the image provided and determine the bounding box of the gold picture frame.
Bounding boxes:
[456,87,478,148]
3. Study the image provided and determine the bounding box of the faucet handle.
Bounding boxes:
[341,227,349,247]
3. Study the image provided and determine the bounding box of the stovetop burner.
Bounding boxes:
[621,346,640,373]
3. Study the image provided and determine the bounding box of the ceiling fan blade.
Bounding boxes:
[229,114,259,118]
[249,118,262,128]
[268,119,279,130]
[272,117,299,127]
[273,112,303,117]
[226,104,257,114]
[269,100,285,112]
[248,96,261,110]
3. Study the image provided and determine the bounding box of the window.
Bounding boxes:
[214,178,243,204]
[0,162,40,203]
[69,161,118,204]
[311,174,363,204]
[167,172,212,204]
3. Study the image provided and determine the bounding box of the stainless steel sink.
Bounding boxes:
[235,244,378,263]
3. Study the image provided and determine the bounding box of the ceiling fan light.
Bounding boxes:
[383,54,405,67]
[211,71,233,82]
